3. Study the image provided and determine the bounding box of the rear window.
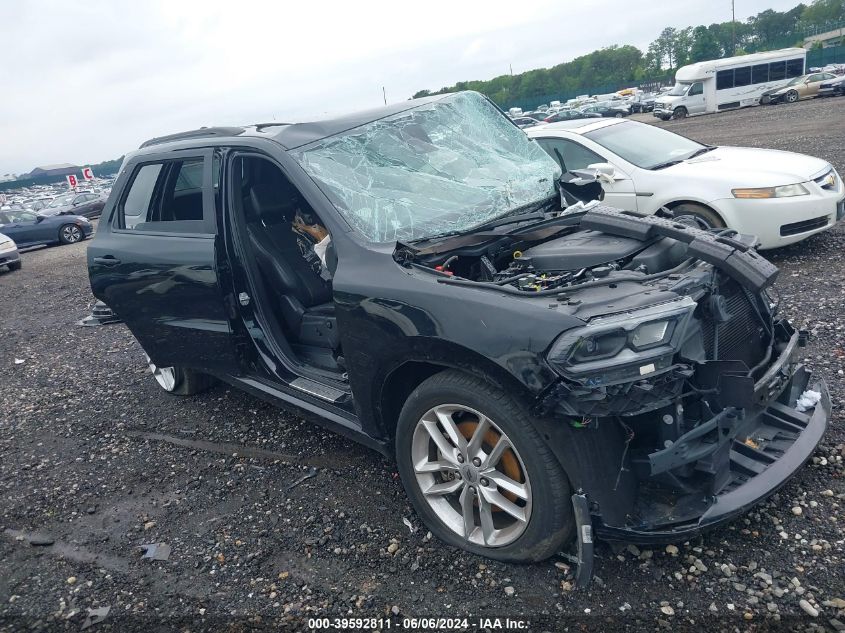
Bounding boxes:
[117,157,213,234]
[122,164,162,229]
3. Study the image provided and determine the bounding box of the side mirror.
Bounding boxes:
[586,162,616,182]
[35,215,45,223]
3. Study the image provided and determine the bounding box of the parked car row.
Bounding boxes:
[761,71,845,104]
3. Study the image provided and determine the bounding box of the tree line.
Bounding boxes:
[411,0,844,106]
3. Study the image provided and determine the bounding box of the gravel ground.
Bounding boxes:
[1,98,844,633]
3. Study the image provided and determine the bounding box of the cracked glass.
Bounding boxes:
[292,91,560,243]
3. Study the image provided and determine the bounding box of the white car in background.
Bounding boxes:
[526,119,845,249]
[0,232,21,271]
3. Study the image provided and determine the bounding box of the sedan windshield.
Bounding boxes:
[49,194,75,207]
[585,121,705,169]
[292,91,560,242]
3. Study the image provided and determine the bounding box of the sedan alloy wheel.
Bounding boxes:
[410,403,532,547]
[60,224,83,244]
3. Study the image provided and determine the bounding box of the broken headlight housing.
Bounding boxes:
[547,297,696,385]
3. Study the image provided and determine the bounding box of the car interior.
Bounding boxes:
[232,155,343,374]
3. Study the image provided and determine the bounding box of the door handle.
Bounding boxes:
[93,256,121,266]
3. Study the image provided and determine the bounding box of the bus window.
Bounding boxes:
[716,69,734,90]
[786,58,804,78]
[769,61,786,81]
[734,66,751,87]
[752,64,769,84]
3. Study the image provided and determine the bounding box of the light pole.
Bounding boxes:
[731,0,736,55]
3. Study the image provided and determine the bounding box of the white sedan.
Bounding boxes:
[526,119,845,249]
[0,231,21,271]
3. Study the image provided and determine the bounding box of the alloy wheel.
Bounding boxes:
[62,225,82,243]
[786,90,799,103]
[410,404,532,548]
[147,357,177,391]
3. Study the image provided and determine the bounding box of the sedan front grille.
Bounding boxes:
[780,215,829,237]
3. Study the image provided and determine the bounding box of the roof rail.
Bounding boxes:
[139,126,246,149]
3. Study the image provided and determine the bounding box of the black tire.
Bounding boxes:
[146,354,216,396]
[171,368,216,395]
[614,112,624,118]
[672,202,725,229]
[58,223,84,244]
[395,370,574,562]
[785,90,799,103]
[672,107,688,119]
[7,260,22,271]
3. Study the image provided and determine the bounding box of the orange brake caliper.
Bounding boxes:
[458,420,522,507]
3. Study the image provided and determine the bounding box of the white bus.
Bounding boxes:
[652,48,806,120]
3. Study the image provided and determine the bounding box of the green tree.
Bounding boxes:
[798,0,845,32]
[689,25,722,62]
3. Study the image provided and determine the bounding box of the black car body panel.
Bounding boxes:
[87,91,828,544]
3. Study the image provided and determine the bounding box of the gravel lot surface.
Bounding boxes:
[1,97,844,633]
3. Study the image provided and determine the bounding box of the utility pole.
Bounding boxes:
[731,0,736,55]
[382,86,387,106]
[510,63,513,76]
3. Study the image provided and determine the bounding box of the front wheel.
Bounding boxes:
[395,370,574,562]
[146,355,215,395]
[7,260,21,271]
[59,224,84,244]
[672,202,726,230]
[614,112,624,118]
[672,107,688,119]
[785,90,799,103]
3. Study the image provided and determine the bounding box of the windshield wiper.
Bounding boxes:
[685,146,716,160]
[467,210,547,233]
[651,145,716,170]
[649,159,684,171]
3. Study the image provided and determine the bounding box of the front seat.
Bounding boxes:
[246,181,338,349]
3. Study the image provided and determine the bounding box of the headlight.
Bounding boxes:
[547,297,696,382]
[732,183,810,199]
[631,319,675,350]
[571,330,627,362]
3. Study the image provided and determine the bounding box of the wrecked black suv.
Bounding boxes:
[88,91,829,563]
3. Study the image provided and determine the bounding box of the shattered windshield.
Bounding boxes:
[292,91,560,242]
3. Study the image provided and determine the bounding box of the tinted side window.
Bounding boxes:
[769,61,786,81]
[118,158,213,234]
[121,164,162,229]
[716,69,734,90]
[734,66,751,87]
[536,138,603,171]
[786,58,804,78]
[752,64,769,84]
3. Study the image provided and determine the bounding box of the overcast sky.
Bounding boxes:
[0,0,801,175]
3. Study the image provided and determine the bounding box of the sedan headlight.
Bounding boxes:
[732,183,810,199]
[547,297,696,384]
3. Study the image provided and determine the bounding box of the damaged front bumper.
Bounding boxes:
[539,324,830,545]
[597,366,829,543]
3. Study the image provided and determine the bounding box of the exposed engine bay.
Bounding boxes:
[397,201,827,540]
